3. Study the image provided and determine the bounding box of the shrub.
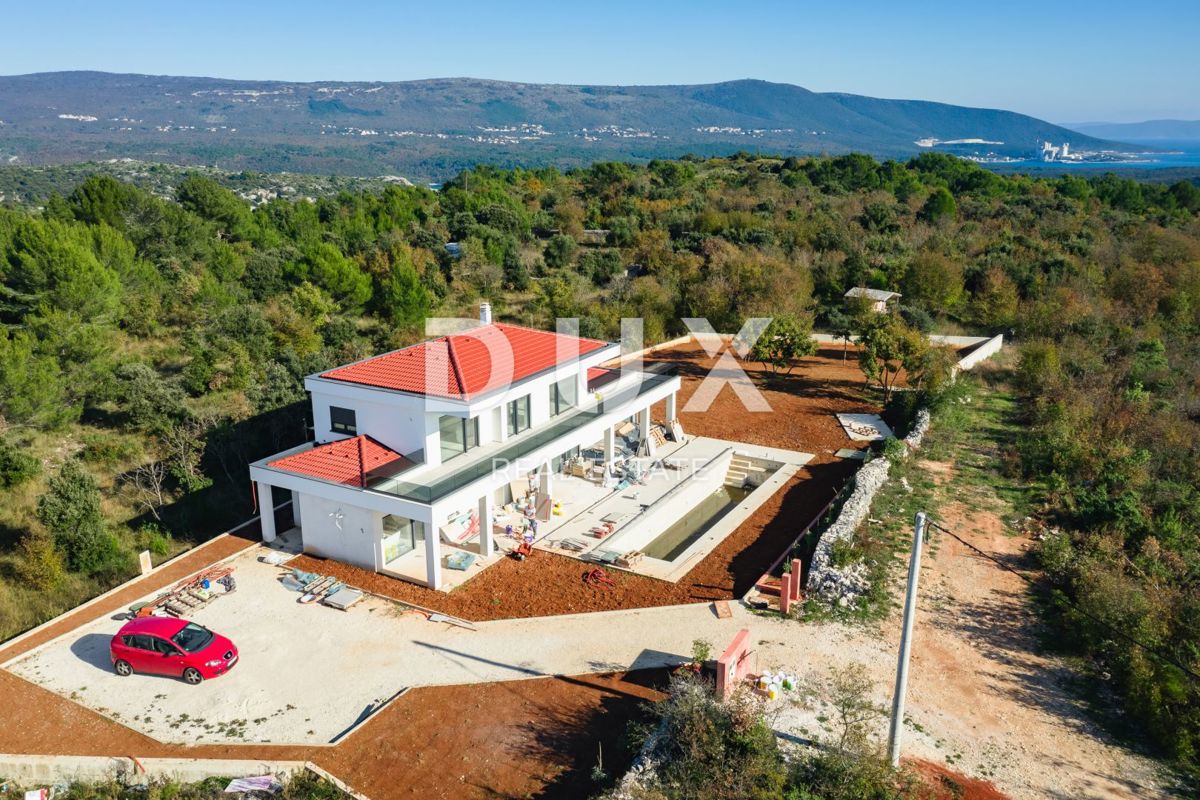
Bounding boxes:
[36,459,117,573]
[16,531,65,590]
[79,433,141,466]
[135,523,173,557]
[881,437,908,465]
[633,672,788,800]
[0,438,40,488]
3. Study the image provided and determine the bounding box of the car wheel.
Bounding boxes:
[114,659,133,677]
[182,667,203,685]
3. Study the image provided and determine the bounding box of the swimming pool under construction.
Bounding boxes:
[529,436,812,582]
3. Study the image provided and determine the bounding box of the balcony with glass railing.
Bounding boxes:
[363,366,678,504]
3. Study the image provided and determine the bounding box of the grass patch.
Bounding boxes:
[823,369,1028,623]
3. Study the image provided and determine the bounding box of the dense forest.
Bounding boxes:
[2,152,1200,771]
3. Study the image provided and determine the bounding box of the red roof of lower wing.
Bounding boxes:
[318,323,610,400]
[268,436,416,487]
[587,366,620,391]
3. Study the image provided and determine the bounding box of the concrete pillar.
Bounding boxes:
[666,392,677,422]
[425,527,442,590]
[638,406,651,442]
[603,426,616,464]
[292,490,302,529]
[779,573,792,615]
[791,559,803,601]
[257,482,276,543]
[478,493,493,557]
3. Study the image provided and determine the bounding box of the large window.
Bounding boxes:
[382,515,424,564]
[549,376,577,417]
[439,415,479,463]
[330,406,357,435]
[507,394,531,436]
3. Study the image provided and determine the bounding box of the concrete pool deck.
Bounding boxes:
[531,435,812,581]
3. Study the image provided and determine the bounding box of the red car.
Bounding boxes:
[110,617,238,685]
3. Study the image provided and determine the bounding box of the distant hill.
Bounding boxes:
[1063,119,1200,141]
[0,71,1129,180]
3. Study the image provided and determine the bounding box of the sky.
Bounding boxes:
[3,0,1198,123]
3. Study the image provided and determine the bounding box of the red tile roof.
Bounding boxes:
[587,366,620,391]
[319,323,610,399]
[268,436,416,487]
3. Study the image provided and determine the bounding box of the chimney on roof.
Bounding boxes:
[479,302,492,325]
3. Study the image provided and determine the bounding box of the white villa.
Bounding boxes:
[249,306,686,590]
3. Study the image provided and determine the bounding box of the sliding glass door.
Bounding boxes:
[382,515,425,565]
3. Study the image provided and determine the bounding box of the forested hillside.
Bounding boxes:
[0,73,1127,177]
[2,152,1200,770]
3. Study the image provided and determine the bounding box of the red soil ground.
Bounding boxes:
[0,665,666,800]
[290,342,883,621]
[910,759,1011,800]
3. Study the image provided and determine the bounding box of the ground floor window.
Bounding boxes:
[552,445,580,473]
[382,515,425,564]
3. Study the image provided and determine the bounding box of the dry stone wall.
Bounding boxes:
[806,408,931,606]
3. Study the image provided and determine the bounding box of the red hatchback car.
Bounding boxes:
[110,617,238,685]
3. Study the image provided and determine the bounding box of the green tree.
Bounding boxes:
[301,243,372,310]
[918,187,957,223]
[972,267,1020,329]
[856,312,929,402]
[543,233,577,270]
[901,251,963,312]
[175,176,254,240]
[0,328,74,427]
[750,313,818,377]
[36,459,117,573]
[375,253,432,327]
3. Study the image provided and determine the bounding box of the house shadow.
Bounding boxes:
[117,399,310,546]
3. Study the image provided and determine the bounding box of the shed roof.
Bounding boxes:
[844,287,901,302]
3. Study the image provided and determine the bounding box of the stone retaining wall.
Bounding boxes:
[805,408,931,607]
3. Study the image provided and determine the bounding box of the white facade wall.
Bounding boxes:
[305,345,615,471]
[297,493,381,569]
[309,386,430,455]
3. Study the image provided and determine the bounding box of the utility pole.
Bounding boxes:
[887,511,927,767]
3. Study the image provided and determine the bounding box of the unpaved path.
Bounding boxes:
[761,461,1172,800]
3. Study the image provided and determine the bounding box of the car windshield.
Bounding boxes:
[171,622,214,653]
